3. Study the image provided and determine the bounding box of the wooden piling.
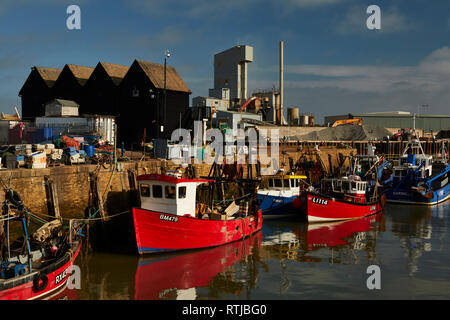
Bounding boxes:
[44,176,60,219]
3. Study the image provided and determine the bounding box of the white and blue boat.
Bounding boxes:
[257,175,307,219]
[383,128,450,206]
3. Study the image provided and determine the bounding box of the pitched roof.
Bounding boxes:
[51,99,80,107]
[66,64,95,85]
[34,67,62,87]
[99,62,129,85]
[135,59,191,93]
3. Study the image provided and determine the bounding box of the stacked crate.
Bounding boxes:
[25,152,47,169]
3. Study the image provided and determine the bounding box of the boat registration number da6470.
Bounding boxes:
[311,198,328,205]
[159,214,178,222]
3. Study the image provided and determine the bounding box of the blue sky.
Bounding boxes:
[1,0,450,123]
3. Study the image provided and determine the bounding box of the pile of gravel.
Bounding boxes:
[297,124,391,141]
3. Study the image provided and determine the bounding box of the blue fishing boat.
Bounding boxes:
[383,126,450,205]
[257,175,307,219]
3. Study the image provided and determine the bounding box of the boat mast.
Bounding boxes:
[403,113,426,157]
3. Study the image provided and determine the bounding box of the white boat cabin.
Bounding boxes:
[137,174,212,218]
[259,175,307,197]
[393,136,433,181]
[321,176,368,202]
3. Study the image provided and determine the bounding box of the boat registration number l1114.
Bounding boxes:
[312,198,328,205]
[159,214,179,222]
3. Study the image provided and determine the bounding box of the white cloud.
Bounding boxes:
[287,0,344,8]
[0,0,88,15]
[268,47,450,94]
[129,0,346,19]
[248,47,450,121]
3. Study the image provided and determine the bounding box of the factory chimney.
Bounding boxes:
[279,41,285,125]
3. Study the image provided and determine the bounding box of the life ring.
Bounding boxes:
[33,273,48,292]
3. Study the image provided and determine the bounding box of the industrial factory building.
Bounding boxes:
[190,45,263,135]
[189,43,316,137]
[18,58,191,147]
[324,111,450,132]
[208,45,253,106]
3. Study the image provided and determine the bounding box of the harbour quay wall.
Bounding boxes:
[0,145,356,220]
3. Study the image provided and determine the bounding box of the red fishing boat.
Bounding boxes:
[132,173,262,254]
[299,175,385,223]
[134,231,261,299]
[0,194,82,300]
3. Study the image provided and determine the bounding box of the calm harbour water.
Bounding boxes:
[55,201,450,300]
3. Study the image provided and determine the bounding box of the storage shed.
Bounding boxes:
[44,99,79,117]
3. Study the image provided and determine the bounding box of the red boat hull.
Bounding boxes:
[300,191,384,223]
[0,240,81,300]
[132,208,263,254]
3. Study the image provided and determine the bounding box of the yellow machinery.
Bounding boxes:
[332,118,362,127]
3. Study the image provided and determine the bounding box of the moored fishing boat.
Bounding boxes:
[298,175,385,223]
[257,174,306,219]
[0,191,82,300]
[382,126,450,206]
[132,173,262,254]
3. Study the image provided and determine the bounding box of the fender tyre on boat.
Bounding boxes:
[33,273,48,292]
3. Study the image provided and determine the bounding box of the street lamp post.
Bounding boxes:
[162,49,170,137]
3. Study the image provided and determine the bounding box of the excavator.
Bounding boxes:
[331,118,362,127]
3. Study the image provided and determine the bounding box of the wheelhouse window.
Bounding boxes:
[153,185,163,198]
[283,179,290,188]
[165,186,176,199]
[274,179,282,188]
[268,179,274,188]
[140,184,150,197]
[342,181,350,192]
[178,186,187,199]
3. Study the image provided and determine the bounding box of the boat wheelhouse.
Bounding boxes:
[132,173,263,254]
[257,175,306,219]
[320,175,371,203]
[353,143,380,178]
[138,173,210,218]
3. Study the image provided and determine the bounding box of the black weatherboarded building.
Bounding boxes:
[118,59,191,148]
[18,59,191,148]
[52,64,94,114]
[19,67,62,120]
[84,62,129,116]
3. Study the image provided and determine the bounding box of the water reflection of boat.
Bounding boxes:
[134,231,262,300]
[305,214,380,250]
